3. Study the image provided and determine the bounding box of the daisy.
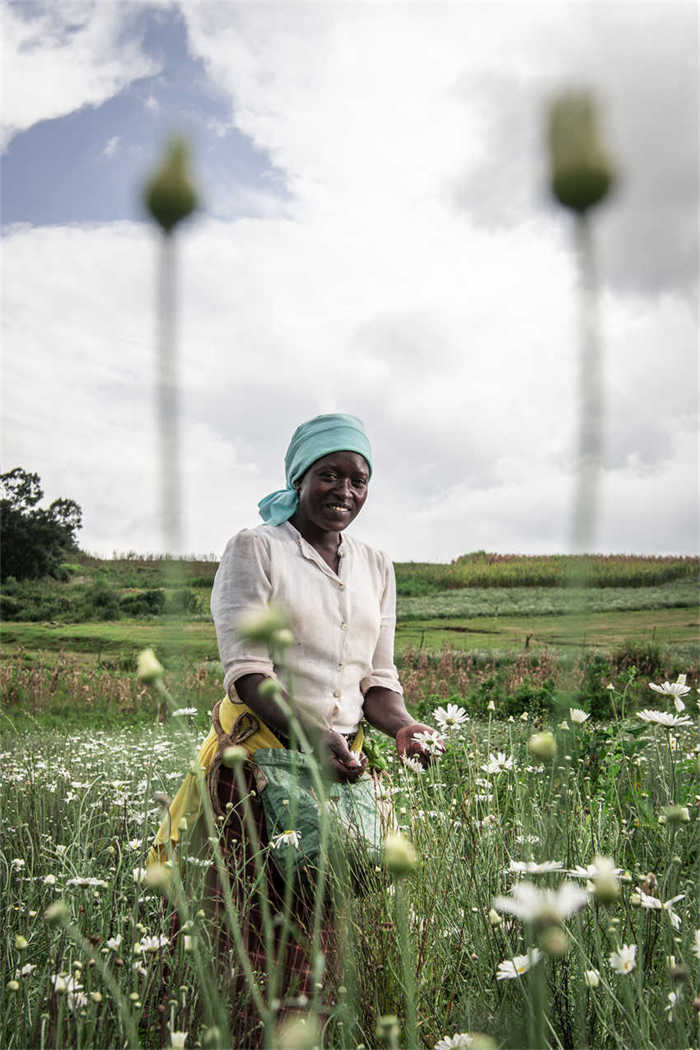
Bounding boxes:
[508,860,563,876]
[583,969,600,988]
[106,935,122,951]
[496,950,543,980]
[434,1034,473,1050]
[412,730,446,755]
[693,929,700,959]
[481,752,514,775]
[172,707,197,718]
[609,944,636,974]
[433,704,469,732]
[649,675,690,703]
[494,881,589,923]
[637,710,691,728]
[636,888,685,930]
[169,1031,188,1049]
[569,708,590,724]
[271,830,301,849]
[401,755,426,774]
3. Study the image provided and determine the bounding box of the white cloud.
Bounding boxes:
[1,3,697,557]
[102,135,120,158]
[1,1,159,149]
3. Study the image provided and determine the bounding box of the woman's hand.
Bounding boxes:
[395,722,445,768]
[320,729,368,782]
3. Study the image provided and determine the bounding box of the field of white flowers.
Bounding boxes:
[2,675,699,1050]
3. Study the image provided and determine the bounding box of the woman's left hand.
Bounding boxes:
[395,722,445,767]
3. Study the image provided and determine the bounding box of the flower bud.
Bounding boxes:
[15,935,28,950]
[144,138,198,234]
[662,805,690,825]
[7,980,19,992]
[44,900,69,926]
[144,863,170,891]
[276,1012,321,1050]
[488,907,502,927]
[584,969,600,988]
[258,678,283,701]
[527,731,557,761]
[548,91,616,212]
[221,745,247,767]
[238,605,289,643]
[136,648,164,684]
[383,831,418,878]
[539,925,569,956]
[591,855,620,904]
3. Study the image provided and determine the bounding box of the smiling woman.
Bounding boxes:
[150,412,439,1039]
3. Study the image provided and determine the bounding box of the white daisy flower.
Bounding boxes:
[496,950,543,980]
[172,707,198,718]
[106,935,122,951]
[66,877,108,889]
[433,704,469,732]
[583,969,600,988]
[636,888,685,930]
[637,710,691,728]
[434,1034,473,1050]
[665,990,678,1021]
[494,881,589,923]
[609,944,636,974]
[693,929,700,959]
[508,860,563,876]
[481,752,514,775]
[649,675,690,701]
[271,829,301,849]
[412,730,446,755]
[401,755,426,774]
[569,708,590,724]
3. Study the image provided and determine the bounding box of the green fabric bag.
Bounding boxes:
[253,747,384,883]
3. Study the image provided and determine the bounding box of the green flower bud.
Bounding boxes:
[15,935,29,950]
[144,138,198,233]
[548,91,616,212]
[7,980,20,992]
[238,604,289,643]
[527,731,557,761]
[384,831,418,878]
[662,805,690,825]
[136,648,164,684]
[276,1012,321,1050]
[258,678,283,701]
[221,745,247,767]
[44,900,69,926]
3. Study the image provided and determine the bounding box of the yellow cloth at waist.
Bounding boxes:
[149,695,363,864]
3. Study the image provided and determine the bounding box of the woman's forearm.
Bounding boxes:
[362,686,415,738]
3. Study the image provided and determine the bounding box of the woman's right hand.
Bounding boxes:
[320,729,368,782]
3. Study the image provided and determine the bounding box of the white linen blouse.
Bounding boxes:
[210,520,403,735]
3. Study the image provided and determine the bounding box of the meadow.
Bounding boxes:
[1,552,698,1048]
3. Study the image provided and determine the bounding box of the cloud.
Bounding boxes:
[1,1,159,149]
[144,93,160,114]
[1,3,697,558]
[2,215,696,558]
[101,135,120,158]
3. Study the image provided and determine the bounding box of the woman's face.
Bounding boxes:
[294,451,370,533]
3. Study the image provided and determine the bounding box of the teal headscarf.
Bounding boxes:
[258,413,373,525]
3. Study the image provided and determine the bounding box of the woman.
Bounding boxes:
[152,413,438,1035]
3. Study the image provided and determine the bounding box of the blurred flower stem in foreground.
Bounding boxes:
[142,138,199,718]
[548,90,617,585]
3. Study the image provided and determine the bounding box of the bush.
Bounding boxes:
[81,581,121,621]
[612,639,664,677]
[120,589,166,616]
[576,652,613,719]
[164,588,201,614]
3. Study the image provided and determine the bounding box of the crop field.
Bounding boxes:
[1,553,698,1048]
[2,680,699,1049]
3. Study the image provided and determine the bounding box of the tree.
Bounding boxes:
[0,468,83,581]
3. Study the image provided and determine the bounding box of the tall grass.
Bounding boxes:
[2,673,698,1049]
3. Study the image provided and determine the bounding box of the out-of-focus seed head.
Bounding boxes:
[548,91,616,212]
[44,900,69,926]
[384,832,418,878]
[221,745,248,767]
[539,925,569,956]
[662,804,690,825]
[276,1012,321,1050]
[137,648,164,684]
[144,138,198,234]
[527,731,557,761]
[238,604,289,644]
[258,678,283,701]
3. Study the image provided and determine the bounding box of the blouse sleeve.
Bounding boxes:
[360,552,403,697]
[210,529,277,698]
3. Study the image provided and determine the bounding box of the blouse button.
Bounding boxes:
[340,622,348,631]
[338,582,345,589]
[332,689,341,698]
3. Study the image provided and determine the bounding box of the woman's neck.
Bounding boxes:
[289,513,341,568]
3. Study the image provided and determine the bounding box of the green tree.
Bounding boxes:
[0,468,83,581]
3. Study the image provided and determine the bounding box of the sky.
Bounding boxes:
[2,0,698,562]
